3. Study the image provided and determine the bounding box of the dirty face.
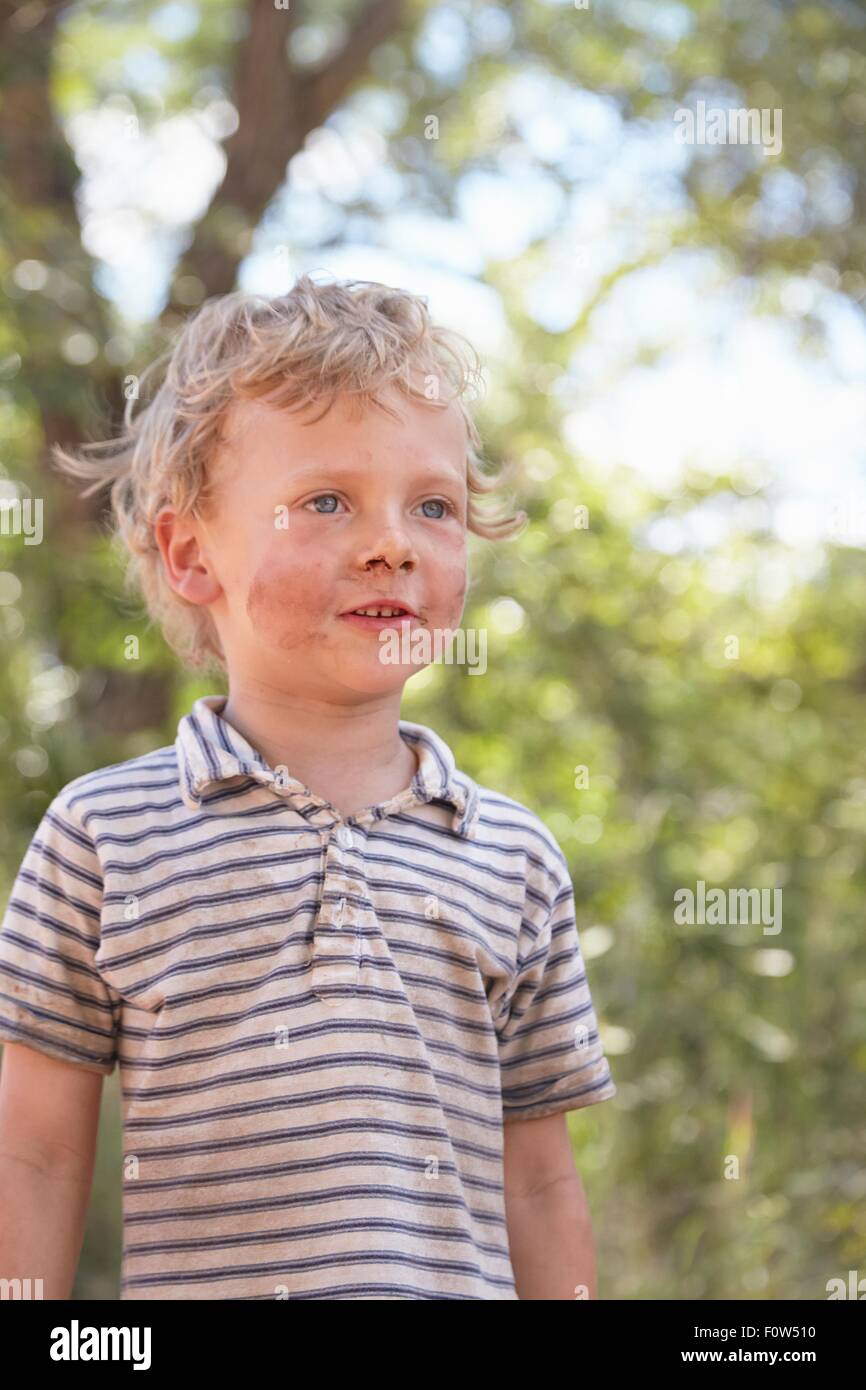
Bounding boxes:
[195,388,469,698]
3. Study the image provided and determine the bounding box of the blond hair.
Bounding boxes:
[52,274,527,674]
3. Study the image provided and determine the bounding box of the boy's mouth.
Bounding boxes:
[339,600,419,632]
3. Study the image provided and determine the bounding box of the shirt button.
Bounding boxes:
[336,826,353,849]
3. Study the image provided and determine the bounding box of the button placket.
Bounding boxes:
[311,823,363,1003]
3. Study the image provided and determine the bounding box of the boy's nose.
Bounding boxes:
[364,552,415,573]
[359,530,418,572]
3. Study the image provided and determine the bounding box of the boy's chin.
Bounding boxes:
[337,654,431,695]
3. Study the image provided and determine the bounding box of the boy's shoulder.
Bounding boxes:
[468,778,570,881]
[50,743,179,822]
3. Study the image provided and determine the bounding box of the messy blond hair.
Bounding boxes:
[52,274,527,674]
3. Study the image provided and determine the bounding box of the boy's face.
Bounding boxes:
[166,386,470,699]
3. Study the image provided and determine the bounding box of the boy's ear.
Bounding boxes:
[153,508,223,606]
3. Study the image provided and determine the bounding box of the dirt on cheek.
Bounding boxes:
[439,565,468,627]
[245,564,332,652]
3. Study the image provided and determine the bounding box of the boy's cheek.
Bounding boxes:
[244,554,334,648]
[434,560,468,628]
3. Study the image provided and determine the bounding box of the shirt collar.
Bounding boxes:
[176,694,480,838]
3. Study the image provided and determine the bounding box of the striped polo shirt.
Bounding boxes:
[0,694,616,1300]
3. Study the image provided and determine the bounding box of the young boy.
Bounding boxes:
[0,276,615,1300]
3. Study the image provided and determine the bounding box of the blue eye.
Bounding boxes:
[308,494,341,513]
[420,498,454,519]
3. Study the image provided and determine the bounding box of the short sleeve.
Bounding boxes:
[497,857,616,1122]
[0,793,118,1076]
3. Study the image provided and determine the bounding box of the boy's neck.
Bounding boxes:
[219,688,419,821]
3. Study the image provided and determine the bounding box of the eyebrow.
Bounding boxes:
[287,463,466,488]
